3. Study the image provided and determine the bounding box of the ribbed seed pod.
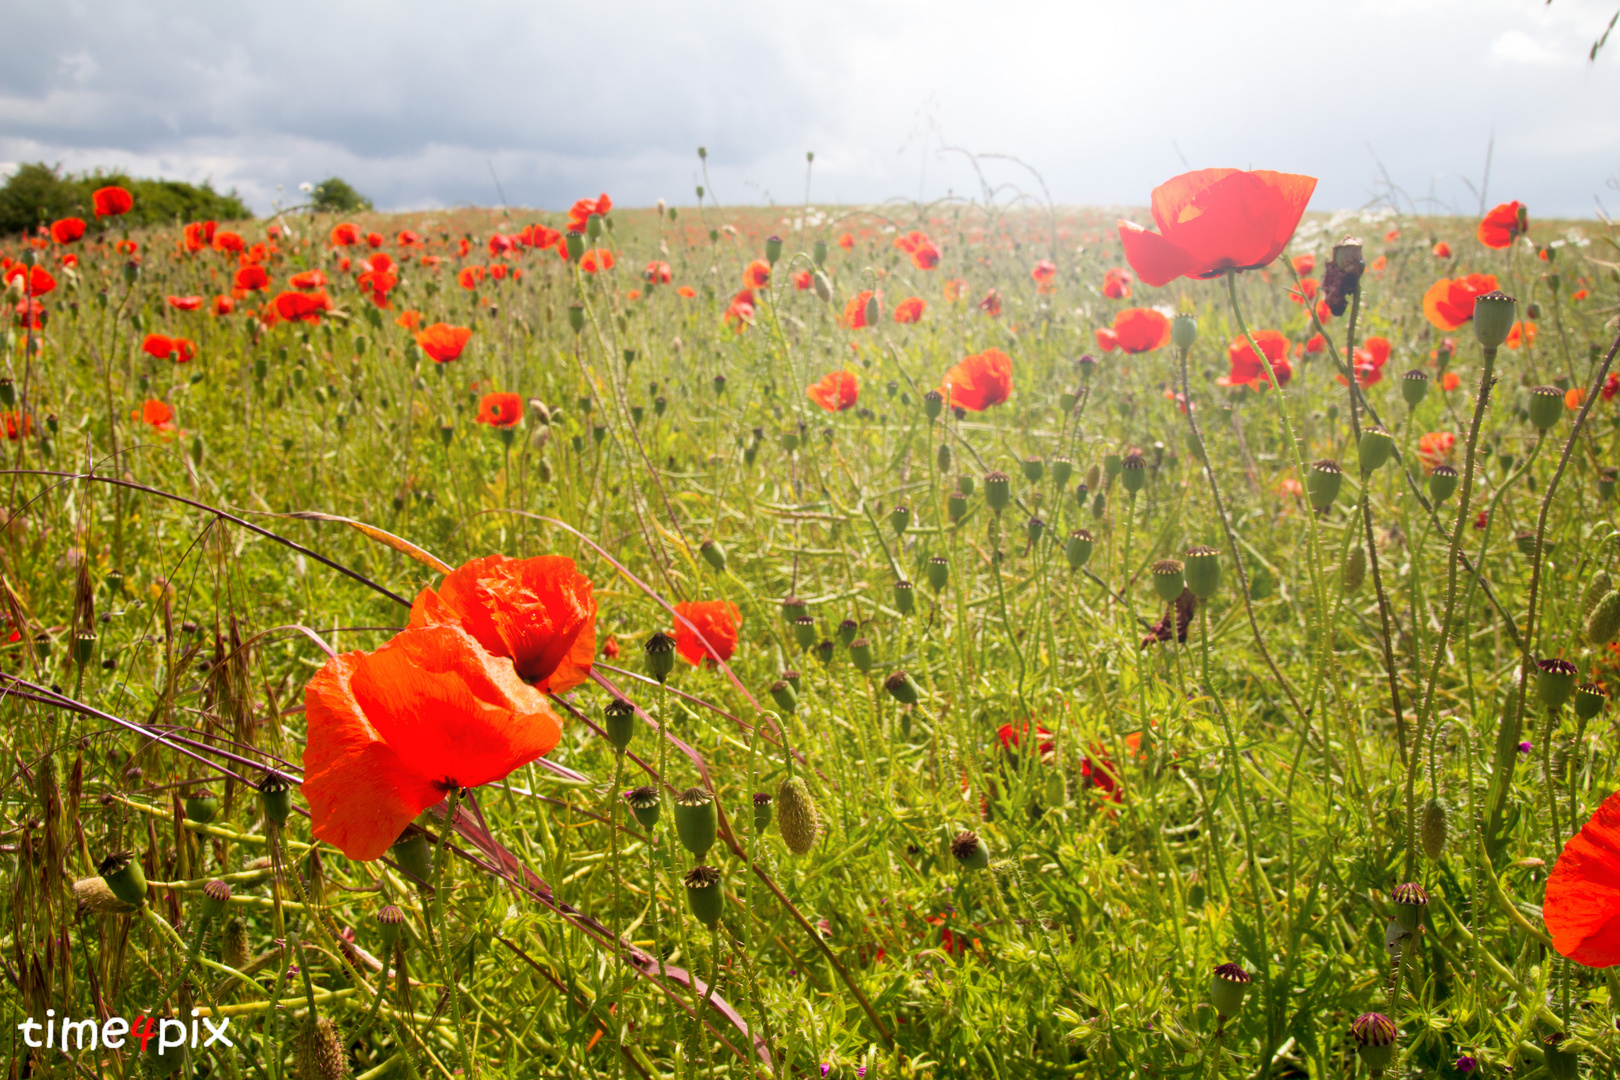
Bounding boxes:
[97,850,147,908]
[889,505,911,536]
[1210,962,1251,1019]
[752,792,772,831]
[184,787,220,824]
[1120,453,1147,494]
[684,865,724,928]
[848,637,874,672]
[1065,529,1095,570]
[1401,369,1430,408]
[1185,545,1221,599]
[776,775,820,855]
[1358,427,1394,473]
[1428,464,1458,503]
[1528,385,1564,432]
[1582,570,1613,620]
[950,830,990,871]
[768,679,798,714]
[947,491,968,523]
[1022,457,1044,483]
[1575,681,1608,721]
[984,471,1011,514]
[200,878,232,919]
[603,698,637,751]
[625,786,661,830]
[1587,590,1620,645]
[1342,544,1367,594]
[223,915,251,970]
[1351,1013,1399,1073]
[1307,459,1343,511]
[673,788,717,858]
[894,580,915,615]
[927,556,949,591]
[1537,658,1578,711]
[294,1015,349,1080]
[1391,882,1428,931]
[1420,798,1449,861]
[793,614,818,649]
[1051,457,1073,488]
[1151,559,1186,603]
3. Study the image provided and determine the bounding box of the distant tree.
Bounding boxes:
[310,177,373,214]
[0,162,252,235]
[0,163,84,235]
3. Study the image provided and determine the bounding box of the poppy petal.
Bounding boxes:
[1546,788,1620,967]
[1117,221,1198,288]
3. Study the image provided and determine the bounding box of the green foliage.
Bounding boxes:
[0,161,251,235]
[310,176,373,213]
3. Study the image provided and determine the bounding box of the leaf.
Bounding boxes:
[270,510,453,575]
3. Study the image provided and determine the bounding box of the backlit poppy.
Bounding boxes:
[1566,387,1586,410]
[1118,168,1318,287]
[895,231,940,270]
[807,370,859,412]
[273,290,332,324]
[408,554,596,690]
[2,412,31,441]
[5,266,55,297]
[50,218,86,244]
[458,266,485,290]
[330,223,360,246]
[841,290,879,329]
[673,599,741,667]
[1441,372,1460,392]
[793,270,813,291]
[13,299,45,330]
[837,233,854,251]
[978,290,1003,317]
[182,221,216,252]
[93,186,133,217]
[567,194,612,233]
[398,230,422,247]
[942,348,1013,411]
[290,270,329,291]
[677,286,696,298]
[1095,327,1120,352]
[1109,308,1171,354]
[1544,787,1620,966]
[116,240,138,255]
[1031,260,1058,292]
[213,231,244,255]
[234,265,269,292]
[415,322,473,363]
[212,295,235,316]
[1605,374,1620,402]
[1369,255,1387,274]
[1223,331,1292,388]
[1102,267,1132,299]
[488,233,515,257]
[366,232,383,248]
[1422,274,1499,331]
[1290,254,1316,276]
[475,393,523,429]
[1416,432,1455,473]
[166,295,203,312]
[1432,241,1452,259]
[744,260,771,288]
[893,296,925,324]
[140,333,194,362]
[1301,333,1327,355]
[644,261,672,285]
[1478,201,1526,250]
[301,623,564,861]
[395,309,423,331]
[1505,321,1536,350]
[134,398,176,432]
[1289,278,1319,305]
[1337,336,1391,388]
[724,288,756,331]
[580,249,614,274]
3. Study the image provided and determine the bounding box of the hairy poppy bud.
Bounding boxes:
[812,239,828,266]
[1104,453,1123,481]
[626,786,661,830]
[950,830,990,871]
[776,775,820,855]
[813,272,833,303]
[793,614,818,650]
[984,471,1011,514]
[684,865,724,928]
[699,538,727,571]
[200,878,232,920]
[1428,465,1458,503]
[1065,529,1095,571]
[1545,1034,1579,1080]
[1051,456,1073,488]
[185,787,220,824]
[863,293,880,326]
[1185,545,1221,599]
[884,670,921,705]
[894,579,915,615]
[848,637,874,672]
[1527,386,1563,432]
[1022,456,1044,483]
[390,830,433,885]
[1343,544,1367,594]
[923,389,943,420]
[1391,882,1428,931]
[644,630,677,683]
[98,850,147,908]
[1472,290,1516,349]
[1351,1013,1399,1073]
[889,504,911,535]
[1401,369,1430,408]
[258,771,293,827]
[223,915,251,970]
[1583,570,1613,619]
[1171,314,1198,351]
[1152,559,1186,603]
[1210,962,1250,1019]
[567,302,585,333]
[769,679,798,714]
[764,235,783,265]
[927,555,950,591]
[1120,453,1147,495]
[1576,681,1607,720]
[957,473,976,498]
[1536,658,1578,711]
[604,698,636,751]
[936,441,952,472]
[1092,491,1108,519]
[1307,459,1343,511]
[1358,427,1393,474]
[1420,797,1449,861]
[294,1015,346,1080]
[673,787,717,859]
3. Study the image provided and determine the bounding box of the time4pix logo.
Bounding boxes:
[18,1009,233,1054]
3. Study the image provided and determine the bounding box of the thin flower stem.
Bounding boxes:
[429,787,473,1079]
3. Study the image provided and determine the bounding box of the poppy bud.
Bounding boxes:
[199,878,232,920]
[884,670,921,705]
[566,302,585,334]
[654,395,668,416]
[1420,797,1449,861]
[1022,457,1044,483]
[1343,544,1367,594]
[936,441,952,471]
[813,272,833,303]
[765,235,783,265]
[1249,565,1274,601]
[376,904,405,951]
[1185,545,1220,599]
[1391,882,1428,931]
[565,231,586,260]
[1527,386,1563,432]
[776,775,821,855]
[604,698,636,751]
[793,614,818,649]
[1575,681,1607,720]
[1077,354,1097,382]
[1351,1013,1398,1073]
[1307,459,1343,511]
[1524,300,1542,321]
[1065,529,1095,571]
[1536,658,1578,711]
[864,293,879,326]
[1471,290,1517,349]
[849,637,874,672]
[1210,962,1250,1019]
[890,505,911,535]
[752,791,773,831]
[258,771,293,827]
[984,470,1011,514]
[390,830,433,884]
[644,630,677,683]
[1151,559,1185,603]
[950,830,990,871]
[1428,465,1458,503]
[185,787,219,824]
[1026,516,1045,546]
[769,679,798,714]
[1057,388,1078,413]
[1171,314,1198,351]
[1582,571,1614,620]
[1358,427,1393,474]
[98,850,147,908]
[837,617,859,645]
[813,239,828,266]
[626,786,661,830]
[1120,453,1147,495]
[927,555,950,591]
[1092,491,1108,519]
[693,538,728,574]
[894,579,915,615]
[947,490,968,523]
[673,787,717,859]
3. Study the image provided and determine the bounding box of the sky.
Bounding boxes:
[1,0,1618,220]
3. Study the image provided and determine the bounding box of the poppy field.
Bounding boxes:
[4,168,1620,1080]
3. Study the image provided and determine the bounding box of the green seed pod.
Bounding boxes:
[780,429,800,451]
[565,231,586,261]
[1210,962,1251,1019]
[782,595,808,623]
[626,786,661,831]
[1545,1037,1579,1080]
[73,632,96,666]
[764,234,783,265]
[1351,1013,1398,1073]
[294,1014,348,1080]
[1358,427,1394,474]
[699,539,727,571]
[258,771,293,828]
[223,915,251,970]
[1078,354,1098,382]
[184,787,220,824]
[1185,545,1221,599]
[883,670,921,705]
[1065,529,1095,571]
[1171,314,1198,350]
[644,630,677,683]
[98,850,147,908]
[603,698,637,751]
[781,669,801,692]
[1582,570,1613,619]
[889,505,911,535]
[864,293,880,325]
[849,637,874,672]
[924,389,943,420]
[752,792,772,831]
[376,905,405,952]
[72,875,134,917]
[1391,882,1428,932]
[1536,658,1578,711]
[1575,681,1607,721]
[984,471,1011,514]
[814,638,835,666]
[390,831,434,885]
[1021,456,1044,483]
[1401,369,1430,408]
[1428,465,1458,503]
[1151,559,1186,603]
[936,441,952,471]
[1086,463,1102,491]
[1026,516,1045,546]
[673,787,717,859]
[1528,385,1564,433]
[793,614,818,650]
[776,775,820,855]
[1472,290,1517,349]
[199,878,232,920]
[1120,453,1147,495]
[1051,456,1074,488]
[1307,459,1343,511]
[894,580,915,615]
[947,491,968,523]
[1103,454,1122,481]
[927,555,949,591]
[1420,798,1449,861]
[1343,544,1367,594]
[837,618,859,645]
[1514,531,1555,558]
[812,238,828,266]
[957,473,976,498]
[1092,491,1107,519]
[950,830,990,871]
[769,679,799,714]
[684,865,724,928]
[566,301,585,333]
[585,213,604,241]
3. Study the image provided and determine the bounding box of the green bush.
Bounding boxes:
[310,176,373,213]
[0,162,252,235]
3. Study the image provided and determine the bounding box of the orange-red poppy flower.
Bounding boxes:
[807,370,859,412]
[644,260,672,285]
[837,232,854,251]
[1432,241,1452,259]
[1290,254,1316,276]
[1416,432,1455,473]
[365,232,383,248]
[330,222,360,246]
[1031,260,1058,292]
[1544,787,1620,967]
[1289,278,1319,305]
[488,233,515,257]
[1301,333,1327,355]
[93,186,133,217]
[1478,200,1526,250]
[743,260,771,288]
[1102,267,1133,299]
[13,299,44,330]
[1223,331,1292,388]
[213,231,244,255]
[6,265,56,297]
[458,266,485,290]
[997,722,1054,757]
[289,270,328,291]
[841,290,880,329]
[1095,327,1120,352]
[1109,308,1171,354]
[475,392,523,429]
[166,295,203,312]
[135,398,176,432]
[274,290,332,324]
[1440,372,1460,392]
[943,278,967,303]
[567,194,612,233]
[673,599,741,667]
[1370,255,1388,274]
[212,295,235,316]
[978,290,1003,317]
[677,285,696,299]
[580,249,615,274]
[1422,274,1499,331]
[1566,387,1586,410]
[489,264,509,281]
[182,221,216,252]
[1605,374,1620,402]
[793,270,813,291]
[234,265,269,292]
[140,333,195,362]
[397,230,422,247]
[3,412,32,441]
[408,554,596,690]
[116,239,138,255]
[1336,336,1391,388]
[1505,321,1537,350]
[395,309,423,331]
[723,287,756,331]
[415,322,473,363]
[1118,168,1318,287]
[895,231,940,270]
[893,296,925,324]
[50,218,86,244]
[942,348,1013,411]
[301,624,563,861]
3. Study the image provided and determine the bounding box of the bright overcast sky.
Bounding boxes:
[2,0,1618,219]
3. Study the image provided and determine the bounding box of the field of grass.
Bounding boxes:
[3,180,1620,1079]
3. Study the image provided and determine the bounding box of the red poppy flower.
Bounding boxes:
[1422,274,1499,331]
[1289,278,1319,305]
[116,240,138,255]
[1110,308,1172,354]
[273,290,332,324]
[328,223,360,247]
[677,286,696,298]
[673,600,741,667]
[895,231,940,270]
[3,412,32,441]
[289,270,328,291]
[1223,331,1292,388]
[398,230,422,247]
[457,266,484,290]
[566,194,612,233]
[415,322,472,363]
[489,264,509,281]
[488,233,515,257]
[1291,254,1316,276]
[1441,372,1461,392]
[1031,260,1058,292]
[365,232,383,248]
[212,295,235,316]
[1416,432,1455,473]
[743,260,771,288]
[140,333,194,362]
[93,186,133,217]
[1478,201,1526,250]
[1102,267,1133,299]
[1081,733,1143,802]
[182,221,216,253]
[475,392,523,429]
[1566,387,1586,410]
[50,218,86,244]
[602,636,620,659]
[301,624,564,861]
[977,290,1003,317]
[1117,168,1318,287]
[841,290,879,329]
[234,265,269,292]
[724,289,755,331]
[1604,373,1620,402]
[59,253,78,268]
[1336,336,1391,388]
[807,370,859,412]
[943,278,967,303]
[942,348,1013,411]
[1505,321,1536,350]
[166,295,203,312]
[1095,327,1120,352]
[1301,333,1327,355]
[997,722,1054,757]
[1545,787,1620,966]
[893,296,925,324]
[580,249,614,274]
[644,261,672,285]
[1432,241,1452,259]
[13,299,45,330]
[793,270,813,291]
[836,232,854,251]
[5,266,55,297]
[395,309,422,331]
[135,398,176,432]
[213,231,244,255]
